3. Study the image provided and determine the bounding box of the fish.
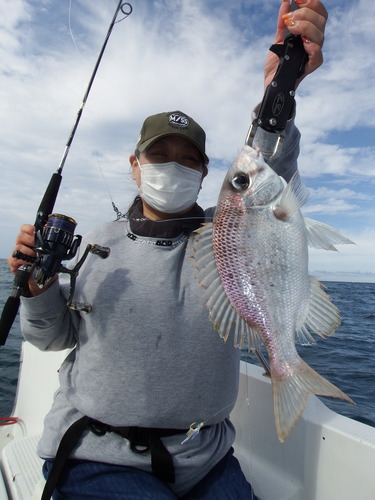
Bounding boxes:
[191,145,355,442]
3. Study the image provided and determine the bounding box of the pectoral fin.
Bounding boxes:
[274,172,309,220]
[304,218,355,251]
[296,277,341,342]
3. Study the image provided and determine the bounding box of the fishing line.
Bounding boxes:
[244,360,255,497]
[97,160,113,202]
[241,361,260,500]
[58,1,133,176]
[68,0,88,98]
[181,358,268,500]
[181,365,255,446]
[97,160,128,220]
[69,1,134,222]
[68,0,80,58]
[181,399,240,445]
[131,216,210,223]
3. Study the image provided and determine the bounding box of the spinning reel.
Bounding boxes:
[13,213,110,313]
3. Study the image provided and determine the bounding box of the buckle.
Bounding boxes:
[128,427,150,454]
[89,420,109,436]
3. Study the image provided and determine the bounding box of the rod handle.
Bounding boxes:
[0,264,33,345]
[0,297,21,346]
[34,172,62,231]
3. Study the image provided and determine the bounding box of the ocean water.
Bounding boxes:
[242,280,375,427]
[0,260,23,416]
[0,259,374,427]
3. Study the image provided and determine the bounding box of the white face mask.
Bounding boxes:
[138,161,203,214]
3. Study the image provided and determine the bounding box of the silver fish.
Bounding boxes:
[192,145,354,442]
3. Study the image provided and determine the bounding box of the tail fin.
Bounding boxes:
[273,357,354,443]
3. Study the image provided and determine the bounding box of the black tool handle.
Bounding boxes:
[245,1,308,157]
[255,6,308,134]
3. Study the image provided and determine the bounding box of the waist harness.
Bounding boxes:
[41,416,189,500]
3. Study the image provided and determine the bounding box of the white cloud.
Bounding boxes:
[309,187,372,201]
[302,186,373,217]
[0,0,374,282]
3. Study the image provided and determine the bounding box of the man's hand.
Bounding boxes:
[8,224,36,274]
[264,0,328,89]
[8,224,55,296]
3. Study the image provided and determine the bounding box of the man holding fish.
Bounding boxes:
[9,1,332,499]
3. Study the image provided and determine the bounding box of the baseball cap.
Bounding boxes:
[136,110,209,164]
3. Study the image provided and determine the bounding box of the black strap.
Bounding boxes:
[41,415,91,500]
[150,431,175,483]
[41,417,187,499]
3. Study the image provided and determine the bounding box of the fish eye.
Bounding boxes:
[231,172,250,191]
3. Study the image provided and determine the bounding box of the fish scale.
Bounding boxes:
[191,145,355,442]
[216,204,306,344]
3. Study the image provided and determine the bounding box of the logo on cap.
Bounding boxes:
[168,112,189,128]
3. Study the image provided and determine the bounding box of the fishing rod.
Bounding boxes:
[0,1,133,346]
[246,0,308,160]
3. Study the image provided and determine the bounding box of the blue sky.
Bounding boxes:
[0,0,374,281]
